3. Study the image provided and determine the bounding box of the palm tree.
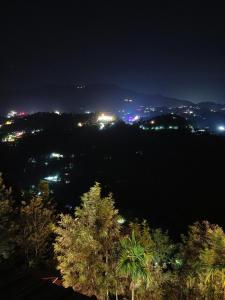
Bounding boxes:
[117,231,151,300]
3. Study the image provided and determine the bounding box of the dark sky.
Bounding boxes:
[1,1,225,106]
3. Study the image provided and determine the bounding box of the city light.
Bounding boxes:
[97,113,114,123]
[31,129,42,134]
[2,131,25,143]
[50,153,64,159]
[133,115,140,122]
[99,123,105,130]
[54,110,61,115]
[7,110,17,118]
[44,175,61,182]
[5,120,14,125]
[218,126,225,131]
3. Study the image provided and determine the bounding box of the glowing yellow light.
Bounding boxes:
[5,120,13,125]
[97,114,114,122]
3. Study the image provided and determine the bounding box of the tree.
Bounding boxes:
[0,173,16,262]
[128,221,174,300]
[53,182,122,300]
[117,230,151,300]
[17,180,55,266]
[179,221,225,299]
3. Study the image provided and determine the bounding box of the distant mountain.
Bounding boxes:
[0,83,199,113]
[197,101,225,110]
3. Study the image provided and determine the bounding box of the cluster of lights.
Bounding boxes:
[31,129,42,134]
[2,131,25,143]
[184,110,194,114]
[97,113,115,123]
[7,110,17,118]
[151,126,179,130]
[7,111,27,119]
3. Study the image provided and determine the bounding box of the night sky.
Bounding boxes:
[1,1,225,109]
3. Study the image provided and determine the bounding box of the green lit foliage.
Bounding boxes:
[17,181,55,267]
[53,182,121,300]
[127,221,175,300]
[179,221,225,299]
[117,230,151,300]
[0,173,16,262]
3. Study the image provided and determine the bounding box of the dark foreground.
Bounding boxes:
[0,269,93,300]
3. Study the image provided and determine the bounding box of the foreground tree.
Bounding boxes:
[128,221,175,300]
[117,231,151,300]
[53,182,121,300]
[17,180,55,266]
[0,174,16,262]
[179,221,225,299]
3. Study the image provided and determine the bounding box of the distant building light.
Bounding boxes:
[76,84,86,89]
[18,112,27,117]
[97,114,114,123]
[5,120,13,125]
[7,110,17,118]
[44,175,61,182]
[218,126,225,131]
[99,123,105,130]
[133,115,140,122]
[50,152,64,159]
[31,129,42,134]
[2,131,25,143]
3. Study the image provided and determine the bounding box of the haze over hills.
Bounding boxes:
[0,83,218,114]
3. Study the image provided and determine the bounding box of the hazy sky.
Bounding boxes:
[1,1,225,105]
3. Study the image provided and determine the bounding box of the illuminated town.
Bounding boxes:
[1,1,225,299]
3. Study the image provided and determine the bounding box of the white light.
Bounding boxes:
[77,122,83,127]
[44,175,60,182]
[50,152,64,158]
[218,126,225,131]
[7,111,17,118]
[54,110,61,115]
[118,217,126,224]
[97,114,114,123]
[99,123,105,130]
[133,115,140,121]
[31,129,42,134]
